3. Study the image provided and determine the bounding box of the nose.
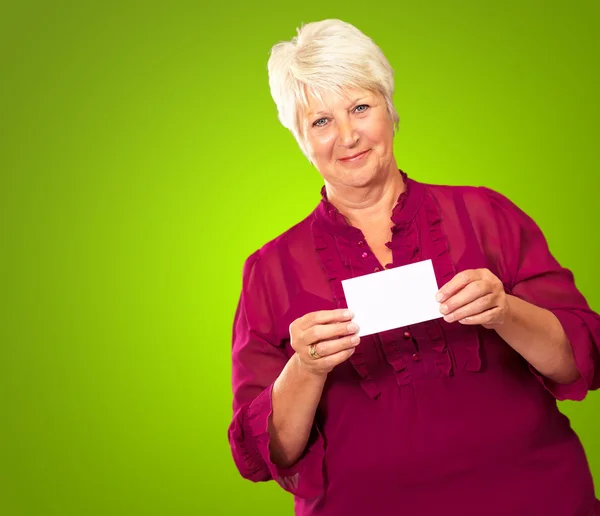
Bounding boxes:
[337,118,359,148]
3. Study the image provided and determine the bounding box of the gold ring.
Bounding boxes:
[308,344,320,359]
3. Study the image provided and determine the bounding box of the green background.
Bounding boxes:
[1,0,598,514]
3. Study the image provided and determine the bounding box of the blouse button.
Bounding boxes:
[358,240,366,247]
[361,252,368,259]
[412,353,421,362]
[403,331,411,339]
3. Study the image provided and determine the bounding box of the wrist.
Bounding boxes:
[502,294,517,326]
[292,352,329,381]
[484,293,514,330]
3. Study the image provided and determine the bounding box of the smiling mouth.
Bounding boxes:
[339,150,370,162]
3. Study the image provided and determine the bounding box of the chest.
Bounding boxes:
[360,227,394,269]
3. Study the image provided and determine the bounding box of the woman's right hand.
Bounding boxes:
[289,309,361,376]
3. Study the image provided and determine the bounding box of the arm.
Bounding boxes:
[227,252,325,497]
[228,251,358,497]
[270,308,358,468]
[437,187,600,400]
[495,294,579,384]
[269,354,326,468]
[487,187,600,400]
[437,269,579,383]
[475,188,600,400]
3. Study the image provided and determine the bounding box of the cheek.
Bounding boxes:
[359,115,391,141]
[369,121,394,150]
[309,132,336,158]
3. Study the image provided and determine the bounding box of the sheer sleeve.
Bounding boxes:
[227,250,325,498]
[483,187,600,401]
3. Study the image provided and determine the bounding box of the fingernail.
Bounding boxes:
[343,310,353,318]
[350,335,360,344]
[444,314,455,322]
[347,322,358,332]
[435,293,443,302]
[440,304,448,314]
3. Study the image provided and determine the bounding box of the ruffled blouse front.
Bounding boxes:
[312,171,477,398]
[228,171,600,516]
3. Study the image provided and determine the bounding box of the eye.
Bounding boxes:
[354,104,369,113]
[312,117,328,127]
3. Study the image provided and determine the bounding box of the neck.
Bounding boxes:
[324,165,406,228]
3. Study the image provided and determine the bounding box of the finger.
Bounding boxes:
[298,309,354,331]
[305,320,359,345]
[457,306,502,326]
[436,269,481,303]
[310,334,361,359]
[440,280,491,316]
[314,346,357,371]
[443,293,498,322]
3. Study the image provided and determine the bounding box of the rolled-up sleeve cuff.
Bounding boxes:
[242,384,325,499]
[529,309,596,401]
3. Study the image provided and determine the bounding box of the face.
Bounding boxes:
[302,87,396,189]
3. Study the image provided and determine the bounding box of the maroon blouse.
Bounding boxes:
[228,171,600,515]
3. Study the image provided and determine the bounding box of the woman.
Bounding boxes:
[228,19,600,516]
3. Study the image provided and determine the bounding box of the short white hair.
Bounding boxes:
[267,19,399,159]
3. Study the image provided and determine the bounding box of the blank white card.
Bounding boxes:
[341,259,442,337]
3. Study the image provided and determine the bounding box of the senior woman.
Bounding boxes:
[227,19,600,516]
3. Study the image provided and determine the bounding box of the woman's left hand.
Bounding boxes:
[435,268,510,329]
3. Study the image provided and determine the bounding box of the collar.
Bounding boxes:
[314,169,426,237]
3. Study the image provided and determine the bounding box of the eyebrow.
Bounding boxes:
[307,97,367,117]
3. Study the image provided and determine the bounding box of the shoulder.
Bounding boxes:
[419,179,510,204]
[415,179,541,246]
[241,212,315,277]
[418,179,526,218]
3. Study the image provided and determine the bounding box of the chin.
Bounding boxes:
[340,165,381,187]
[344,174,376,188]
